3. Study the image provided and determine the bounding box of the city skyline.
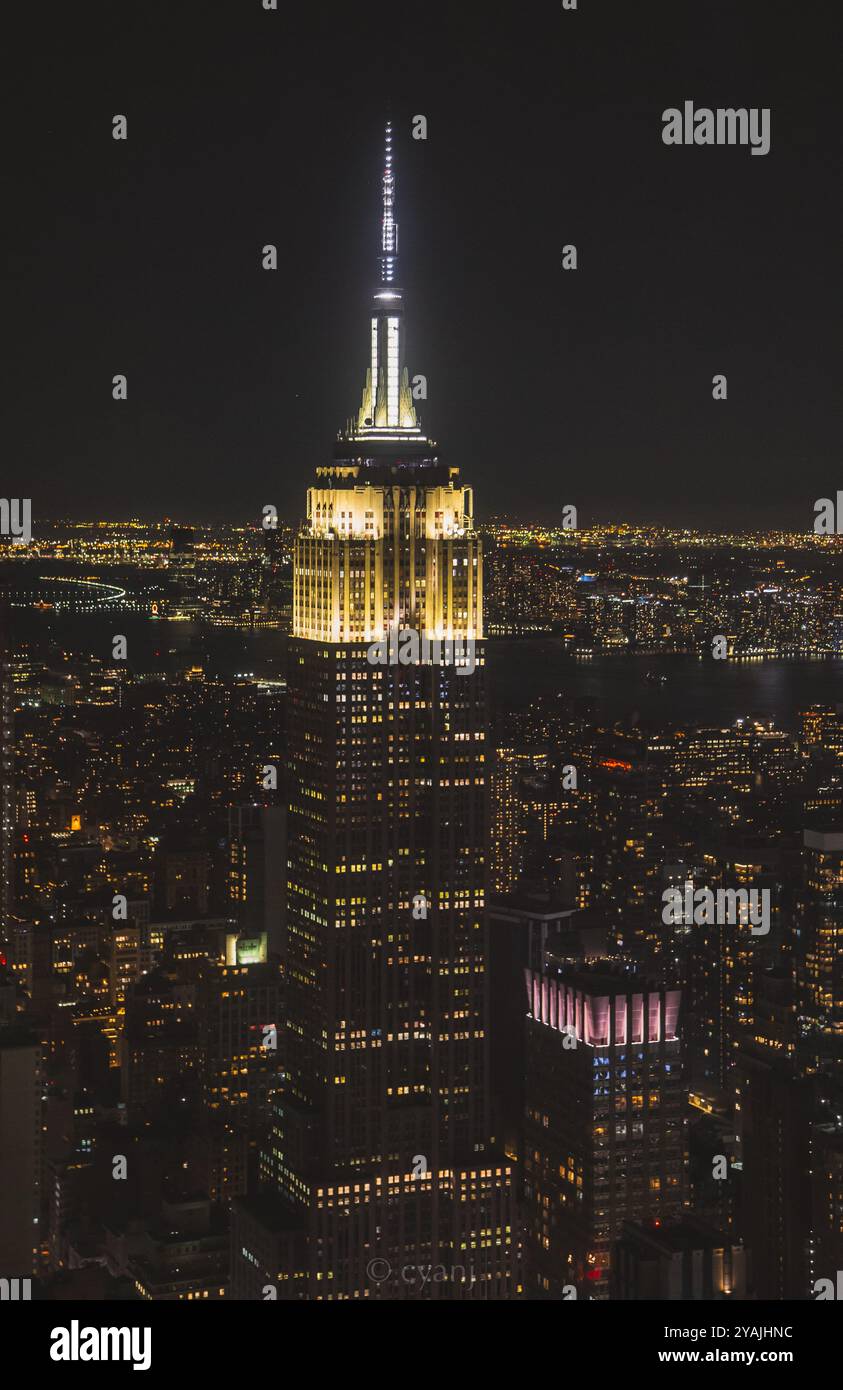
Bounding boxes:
[2,0,842,1346]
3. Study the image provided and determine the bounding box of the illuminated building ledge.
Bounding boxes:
[525,967,681,1045]
[315,1164,514,1205]
[304,480,474,540]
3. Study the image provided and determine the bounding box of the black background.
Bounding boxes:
[6,0,841,526]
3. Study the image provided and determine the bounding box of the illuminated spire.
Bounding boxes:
[380,121,397,284]
[344,122,425,444]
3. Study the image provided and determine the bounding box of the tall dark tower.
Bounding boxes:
[233,125,516,1300]
[523,963,687,1299]
[0,577,13,944]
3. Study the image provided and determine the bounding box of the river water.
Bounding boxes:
[15,611,843,731]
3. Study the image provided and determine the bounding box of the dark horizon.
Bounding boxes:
[7,0,840,529]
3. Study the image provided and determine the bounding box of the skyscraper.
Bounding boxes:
[0,578,13,945]
[227,804,285,955]
[810,1122,843,1294]
[233,125,515,1299]
[523,962,687,1298]
[736,1056,811,1299]
[796,829,843,1072]
[0,1027,41,1278]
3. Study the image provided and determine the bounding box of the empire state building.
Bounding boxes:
[233,125,516,1300]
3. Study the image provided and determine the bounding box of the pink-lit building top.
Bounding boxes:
[525,967,681,1046]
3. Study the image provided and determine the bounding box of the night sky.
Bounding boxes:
[7,0,840,527]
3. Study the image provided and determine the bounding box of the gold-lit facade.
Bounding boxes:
[294,470,481,645]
